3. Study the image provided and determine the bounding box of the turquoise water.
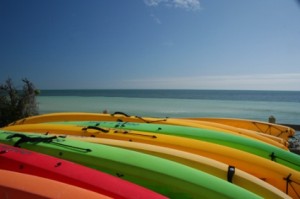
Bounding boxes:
[37,90,300,125]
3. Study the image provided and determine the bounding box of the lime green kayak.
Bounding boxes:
[0,130,261,199]
[54,121,300,171]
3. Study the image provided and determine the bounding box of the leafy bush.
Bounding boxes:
[0,78,39,127]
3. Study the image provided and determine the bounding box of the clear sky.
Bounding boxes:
[1,0,300,90]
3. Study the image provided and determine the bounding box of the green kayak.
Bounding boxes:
[54,121,300,172]
[0,130,261,199]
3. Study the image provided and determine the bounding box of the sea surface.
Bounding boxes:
[37,89,300,125]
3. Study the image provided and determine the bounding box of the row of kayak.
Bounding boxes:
[1,112,299,198]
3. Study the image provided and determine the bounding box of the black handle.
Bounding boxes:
[111,111,130,117]
[82,126,109,133]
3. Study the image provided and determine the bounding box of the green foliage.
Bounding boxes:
[0,78,39,127]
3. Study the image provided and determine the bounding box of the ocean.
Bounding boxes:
[37,89,300,125]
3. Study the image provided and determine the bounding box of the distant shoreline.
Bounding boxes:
[38,88,300,92]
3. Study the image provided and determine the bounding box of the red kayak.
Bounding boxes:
[0,143,168,199]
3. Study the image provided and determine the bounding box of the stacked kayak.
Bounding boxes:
[185,117,295,141]
[0,143,167,199]
[8,112,291,148]
[0,130,261,199]
[3,122,300,198]
[2,112,299,198]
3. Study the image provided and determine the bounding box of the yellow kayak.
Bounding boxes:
[178,119,289,147]
[8,112,288,150]
[3,123,300,198]
[185,117,295,141]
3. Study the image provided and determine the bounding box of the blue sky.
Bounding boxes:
[1,0,300,90]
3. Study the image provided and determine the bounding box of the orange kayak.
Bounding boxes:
[0,169,112,199]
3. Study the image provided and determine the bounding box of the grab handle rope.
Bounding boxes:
[135,116,168,123]
[111,112,130,117]
[6,133,92,152]
[111,111,168,123]
[284,173,300,198]
[82,126,109,133]
[114,130,157,139]
[7,133,57,147]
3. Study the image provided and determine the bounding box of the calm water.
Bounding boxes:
[39,89,300,102]
[37,90,300,125]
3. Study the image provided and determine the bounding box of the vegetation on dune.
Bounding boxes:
[0,78,39,127]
